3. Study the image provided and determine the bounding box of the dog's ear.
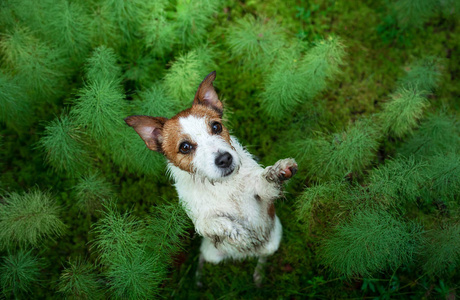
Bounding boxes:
[193,71,223,115]
[124,115,168,152]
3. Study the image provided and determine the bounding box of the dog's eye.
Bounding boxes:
[211,122,222,134]
[179,142,193,154]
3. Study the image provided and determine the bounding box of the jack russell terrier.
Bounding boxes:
[125,71,297,286]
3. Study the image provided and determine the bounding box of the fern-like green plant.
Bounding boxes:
[394,0,439,28]
[260,47,305,118]
[134,83,178,118]
[84,46,122,84]
[398,112,460,158]
[0,189,66,249]
[142,0,175,56]
[261,36,345,119]
[91,201,189,298]
[57,258,102,299]
[296,181,348,220]
[146,203,191,261]
[226,15,287,69]
[73,173,114,213]
[320,210,422,278]
[428,154,460,203]
[174,0,221,48]
[299,36,345,100]
[163,49,215,108]
[423,223,460,275]
[39,0,91,63]
[106,248,166,299]
[0,26,66,98]
[380,87,429,138]
[91,0,151,47]
[0,72,31,129]
[0,250,43,298]
[399,57,442,92]
[91,202,146,264]
[368,156,429,205]
[296,120,379,181]
[39,114,92,176]
[88,2,120,48]
[73,79,126,139]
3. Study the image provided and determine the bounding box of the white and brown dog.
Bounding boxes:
[125,71,297,286]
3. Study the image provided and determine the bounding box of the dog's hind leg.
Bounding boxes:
[196,237,227,287]
[253,256,267,287]
[195,253,206,287]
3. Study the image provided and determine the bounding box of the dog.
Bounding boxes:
[125,71,297,286]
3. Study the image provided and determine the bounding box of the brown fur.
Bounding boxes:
[268,203,276,220]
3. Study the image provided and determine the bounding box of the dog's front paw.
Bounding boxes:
[265,158,298,183]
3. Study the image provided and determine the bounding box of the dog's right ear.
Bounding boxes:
[124,115,168,152]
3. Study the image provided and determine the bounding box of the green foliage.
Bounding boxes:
[39,114,92,176]
[399,57,442,92]
[428,154,460,203]
[91,203,146,264]
[423,223,460,275]
[174,0,222,47]
[381,87,429,138]
[300,36,345,99]
[0,72,30,128]
[226,15,287,69]
[367,156,429,205]
[0,250,43,297]
[91,201,189,298]
[398,112,460,158]
[73,173,114,213]
[0,26,66,99]
[72,47,125,139]
[296,120,379,181]
[0,189,65,249]
[260,47,305,118]
[261,36,345,119]
[394,0,440,28]
[320,210,423,278]
[142,0,175,56]
[84,46,122,84]
[134,83,178,118]
[57,258,102,299]
[146,203,191,261]
[106,249,166,299]
[296,181,347,219]
[163,49,215,108]
[73,80,126,139]
[40,1,92,62]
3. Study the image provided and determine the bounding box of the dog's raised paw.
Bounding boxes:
[265,158,298,182]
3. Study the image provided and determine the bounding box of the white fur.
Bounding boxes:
[169,127,286,263]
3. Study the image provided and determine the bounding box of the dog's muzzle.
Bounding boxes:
[215,152,235,176]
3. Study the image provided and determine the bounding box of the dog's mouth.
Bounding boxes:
[222,167,234,177]
[221,163,240,178]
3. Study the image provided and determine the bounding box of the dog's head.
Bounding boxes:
[125,71,240,181]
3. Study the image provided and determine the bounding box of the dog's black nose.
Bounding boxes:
[215,152,233,169]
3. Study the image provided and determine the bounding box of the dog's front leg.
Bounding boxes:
[256,158,298,199]
[196,214,250,248]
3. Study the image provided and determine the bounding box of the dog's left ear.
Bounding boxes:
[193,71,223,115]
